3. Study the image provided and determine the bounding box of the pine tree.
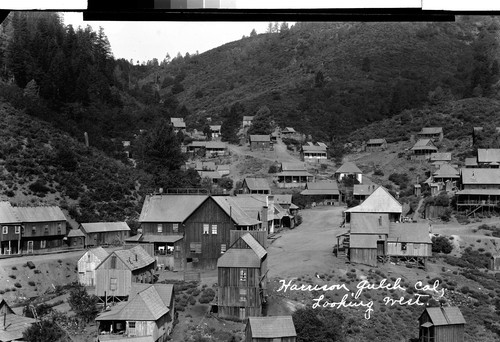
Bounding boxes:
[250,28,257,37]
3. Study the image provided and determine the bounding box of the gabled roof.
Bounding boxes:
[465,157,478,167]
[477,149,500,163]
[218,233,266,268]
[282,127,296,133]
[204,141,226,149]
[430,152,451,162]
[461,168,500,185]
[301,182,339,196]
[353,184,377,196]
[210,125,221,130]
[243,178,271,191]
[249,135,270,142]
[335,161,362,174]
[14,206,66,223]
[106,246,155,271]
[0,202,21,224]
[302,145,327,152]
[433,164,459,178]
[80,222,130,234]
[67,229,85,238]
[421,307,466,326]
[139,195,208,222]
[411,139,438,151]
[0,299,37,341]
[172,121,186,128]
[211,196,261,226]
[419,127,443,135]
[388,223,432,243]
[240,233,267,260]
[345,187,402,213]
[281,162,307,171]
[367,138,387,145]
[248,316,296,338]
[84,247,109,261]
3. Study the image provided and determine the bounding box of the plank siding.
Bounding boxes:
[230,231,268,248]
[350,248,377,267]
[77,251,106,286]
[86,231,128,246]
[386,243,431,257]
[95,269,132,297]
[141,222,184,235]
[419,310,465,342]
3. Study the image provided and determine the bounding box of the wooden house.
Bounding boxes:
[411,139,438,160]
[0,202,22,255]
[78,247,109,286]
[430,152,452,166]
[432,164,459,189]
[210,125,221,139]
[335,162,363,184]
[465,157,478,168]
[417,127,443,142]
[477,149,500,167]
[343,187,402,267]
[245,316,296,342]
[67,228,86,248]
[274,194,299,217]
[14,206,67,254]
[95,245,156,299]
[353,184,377,202]
[243,116,254,128]
[419,306,465,342]
[456,168,500,212]
[366,139,387,152]
[301,145,327,162]
[281,127,296,137]
[217,233,267,320]
[274,162,313,189]
[301,182,341,205]
[249,135,271,151]
[193,161,217,171]
[96,283,175,342]
[386,223,432,265]
[80,222,130,247]
[231,194,277,233]
[170,117,186,133]
[242,178,271,195]
[186,141,227,157]
[0,299,37,342]
[489,255,500,271]
[136,194,262,271]
[198,170,223,184]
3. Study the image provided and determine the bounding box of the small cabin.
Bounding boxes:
[301,144,327,162]
[366,138,387,151]
[245,316,296,342]
[249,135,271,150]
[335,162,363,184]
[80,222,131,247]
[243,116,254,128]
[419,306,465,342]
[417,127,443,142]
[242,178,271,195]
[490,255,500,271]
[301,182,341,205]
[78,247,109,286]
[411,139,438,160]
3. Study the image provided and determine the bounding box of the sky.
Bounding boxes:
[61,13,274,63]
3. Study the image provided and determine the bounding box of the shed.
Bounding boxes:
[335,162,363,183]
[366,138,387,151]
[78,247,109,286]
[419,306,465,342]
[245,316,296,342]
[242,178,271,194]
[249,135,271,150]
[80,222,131,247]
[67,228,86,248]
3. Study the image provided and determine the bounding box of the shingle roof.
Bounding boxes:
[243,178,271,191]
[217,249,261,268]
[211,196,261,226]
[0,202,21,224]
[411,139,438,151]
[367,138,387,145]
[250,135,270,142]
[430,153,452,162]
[301,182,339,196]
[353,184,377,196]
[139,195,208,222]
[81,222,130,234]
[461,168,500,185]
[433,164,459,178]
[345,187,402,213]
[422,307,466,326]
[302,145,327,152]
[349,234,378,248]
[248,316,296,338]
[419,127,443,135]
[281,162,307,171]
[477,149,500,163]
[240,233,267,259]
[336,162,362,174]
[388,223,432,243]
[112,246,155,271]
[14,206,66,222]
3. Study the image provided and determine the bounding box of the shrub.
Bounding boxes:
[14,282,22,288]
[28,281,36,286]
[9,275,16,279]
[373,169,384,176]
[432,236,453,254]
[11,266,17,270]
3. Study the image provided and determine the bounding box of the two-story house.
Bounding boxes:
[0,202,22,255]
[77,247,109,286]
[274,162,313,189]
[456,168,500,213]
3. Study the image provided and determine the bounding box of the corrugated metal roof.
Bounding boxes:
[81,222,130,234]
[113,246,155,271]
[336,162,362,174]
[349,234,378,248]
[419,127,443,135]
[411,139,437,150]
[388,223,432,243]
[217,249,261,268]
[0,202,21,224]
[14,206,66,222]
[139,195,208,222]
[367,138,386,145]
[302,145,327,152]
[248,316,296,338]
[345,187,402,213]
[241,233,267,259]
[430,153,452,161]
[281,162,307,171]
[353,184,377,196]
[461,168,500,185]
[250,135,270,142]
[423,307,466,326]
[67,229,85,238]
[433,164,459,178]
[244,178,271,191]
[211,196,261,227]
[478,149,500,163]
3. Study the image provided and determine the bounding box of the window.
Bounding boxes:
[128,321,136,336]
[40,240,46,249]
[57,223,61,234]
[44,225,49,235]
[401,243,407,251]
[239,288,247,302]
[110,278,117,291]
[175,245,180,251]
[15,226,20,234]
[240,269,247,282]
[211,224,217,235]
[173,223,179,233]
[378,216,382,226]
[221,244,226,254]
[111,256,117,269]
[2,226,7,234]
[157,224,163,233]
[190,242,201,254]
[32,226,36,235]
[203,224,209,234]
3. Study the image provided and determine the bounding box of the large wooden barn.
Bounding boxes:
[217,233,268,320]
[94,245,156,300]
[419,306,465,342]
[77,247,109,286]
[245,316,296,342]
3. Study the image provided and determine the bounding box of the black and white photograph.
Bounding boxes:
[0,3,499,342]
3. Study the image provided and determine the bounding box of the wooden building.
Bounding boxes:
[249,135,271,150]
[210,125,222,139]
[242,178,271,195]
[197,170,223,184]
[274,195,299,216]
[217,233,267,320]
[477,149,500,167]
[465,157,478,168]
[243,116,254,128]
[456,168,500,213]
[489,255,500,271]
[80,222,130,247]
[301,145,327,162]
[170,117,186,133]
[281,127,297,137]
[366,138,387,152]
[231,194,277,233]
[245,316,296,342]
[67,228,86,248]
[430,152,452,166]
[301,182,341,205]
[411,139,438,160]
[95,245,156,299]
[353,184,377,202]
[386,223,432,266]
[96,283,175,342]
[432,164,459,191]
[186,141,227,157]
[335,162,363,184]
[274,162,313,189]
[0,202,22,255]
[15,205,67,254]
[0,299,37,342]
[419,306,465,342]
[417,127,443,142]
[78,247,109,286]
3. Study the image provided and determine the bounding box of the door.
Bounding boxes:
[86,270,93,286]
[27,241,34,253]
[377,241,385,256]
[239,307,246,320]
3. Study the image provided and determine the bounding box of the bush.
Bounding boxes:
[14,282,22,288]
[268,164,279,173]
[432,236,453,254]
[373,169,384,176]
[199,288,215,304]
[28,281,36,286]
